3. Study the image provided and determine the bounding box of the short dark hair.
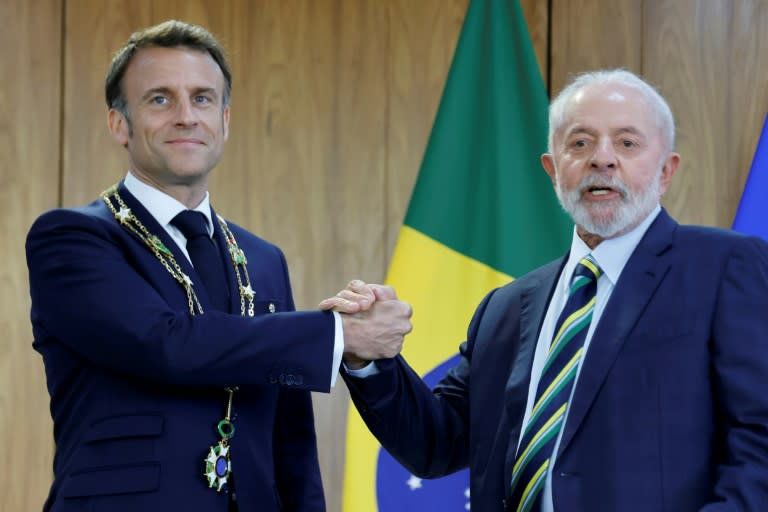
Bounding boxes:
[105,19,232,117]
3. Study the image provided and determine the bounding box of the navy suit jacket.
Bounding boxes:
[27,183,334,511]
[343,210,768,511]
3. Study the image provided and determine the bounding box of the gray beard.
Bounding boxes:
[555,171,662,238]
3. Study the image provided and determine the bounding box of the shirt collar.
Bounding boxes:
[563,204,661,287]
[123,172,214,236]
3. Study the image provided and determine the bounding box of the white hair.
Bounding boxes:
[547,69,675,154]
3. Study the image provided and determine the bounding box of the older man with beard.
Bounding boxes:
[325,69,768,511]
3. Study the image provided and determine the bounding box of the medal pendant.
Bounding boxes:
[204,440,231,491]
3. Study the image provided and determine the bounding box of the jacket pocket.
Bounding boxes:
[61,462,160,498]
[85,414,164,443]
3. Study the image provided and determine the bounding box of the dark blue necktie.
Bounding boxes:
[171,210,230,312]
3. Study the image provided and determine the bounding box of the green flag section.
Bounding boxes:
[342,0,571,510]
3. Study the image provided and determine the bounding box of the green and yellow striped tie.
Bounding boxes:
[509,254,602,512]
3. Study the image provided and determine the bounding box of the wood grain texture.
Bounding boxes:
[520,0,549,86]
[644,0,768,227]
[62,0,153,206]
[550,0,642,95]
[0,1,62,511]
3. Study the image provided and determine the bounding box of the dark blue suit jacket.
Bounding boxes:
[27,183,334,511]
[343,210,768,511]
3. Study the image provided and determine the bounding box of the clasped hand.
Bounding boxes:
[318,280,412,369]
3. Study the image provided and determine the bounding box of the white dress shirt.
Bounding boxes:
[124,172,344,387]
[520,204,661,511]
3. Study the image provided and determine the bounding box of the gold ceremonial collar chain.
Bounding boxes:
[102,183,252,493]
[101,184,256,317]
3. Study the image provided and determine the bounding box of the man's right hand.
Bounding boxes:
[319,280,413,370]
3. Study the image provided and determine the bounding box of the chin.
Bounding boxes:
[572,205,632,238]
[168,166,212,180]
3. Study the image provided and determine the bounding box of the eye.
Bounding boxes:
[150,96,168,105]
[573,139,587,148]
[193,95,211,104]
[621,139,635,148]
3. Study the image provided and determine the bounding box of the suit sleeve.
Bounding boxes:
[341,289,497,478]
[26,208,335,391]
[271,247,325,510]
[701,236,768,510]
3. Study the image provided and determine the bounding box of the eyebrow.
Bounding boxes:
[140,86,220,102]
[563,126,596,139]
[140,87,173,102]
[613,126,644,137]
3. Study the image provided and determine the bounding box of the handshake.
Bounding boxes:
[318,280,413,370]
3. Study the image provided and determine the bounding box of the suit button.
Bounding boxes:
[286,374,295,386]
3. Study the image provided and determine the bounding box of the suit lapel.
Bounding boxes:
[557,210,677,457]
[209,206,239,314]
[117,182,189,269]
[116,182,224,312]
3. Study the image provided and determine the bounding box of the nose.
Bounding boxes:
[174,98,198,127]
[590,138,617,171]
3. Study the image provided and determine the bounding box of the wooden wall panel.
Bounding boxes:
[550,0,642,95]
[62,0,152,206]
[520,0,549,86]
[0,1,62,511]
[645,0,768,227]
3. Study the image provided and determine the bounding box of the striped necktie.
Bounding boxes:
[509,255,602,512]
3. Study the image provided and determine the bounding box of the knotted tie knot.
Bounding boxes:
[171,210,210,240]
[171,210,229,312]
[570,255,602,289]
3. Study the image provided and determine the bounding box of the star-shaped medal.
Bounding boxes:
[204,441,231,492]
[241,284,255,299]
[116,207,131,224]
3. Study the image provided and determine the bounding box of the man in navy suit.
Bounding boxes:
[326,70,768,511]
[26,20,412,512]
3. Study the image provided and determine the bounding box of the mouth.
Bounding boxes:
[166,138,205,145]
[581,184,623,201]
[587,186,614,196]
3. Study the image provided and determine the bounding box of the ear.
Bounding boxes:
[222,104,230,141]
[541,153,557,186]
[107,108,130,147]
[658,151,680,195]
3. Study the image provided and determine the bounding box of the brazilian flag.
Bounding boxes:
[342,0,571,509]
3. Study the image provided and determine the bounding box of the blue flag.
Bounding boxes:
[733,114,768,241]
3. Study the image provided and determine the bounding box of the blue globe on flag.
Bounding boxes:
[375,355,470,511]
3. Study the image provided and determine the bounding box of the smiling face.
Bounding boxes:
[108,45,230,207]
[542,82,679,243]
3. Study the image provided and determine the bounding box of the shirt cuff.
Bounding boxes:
[343,360,379,378]
[330,311,344,387]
